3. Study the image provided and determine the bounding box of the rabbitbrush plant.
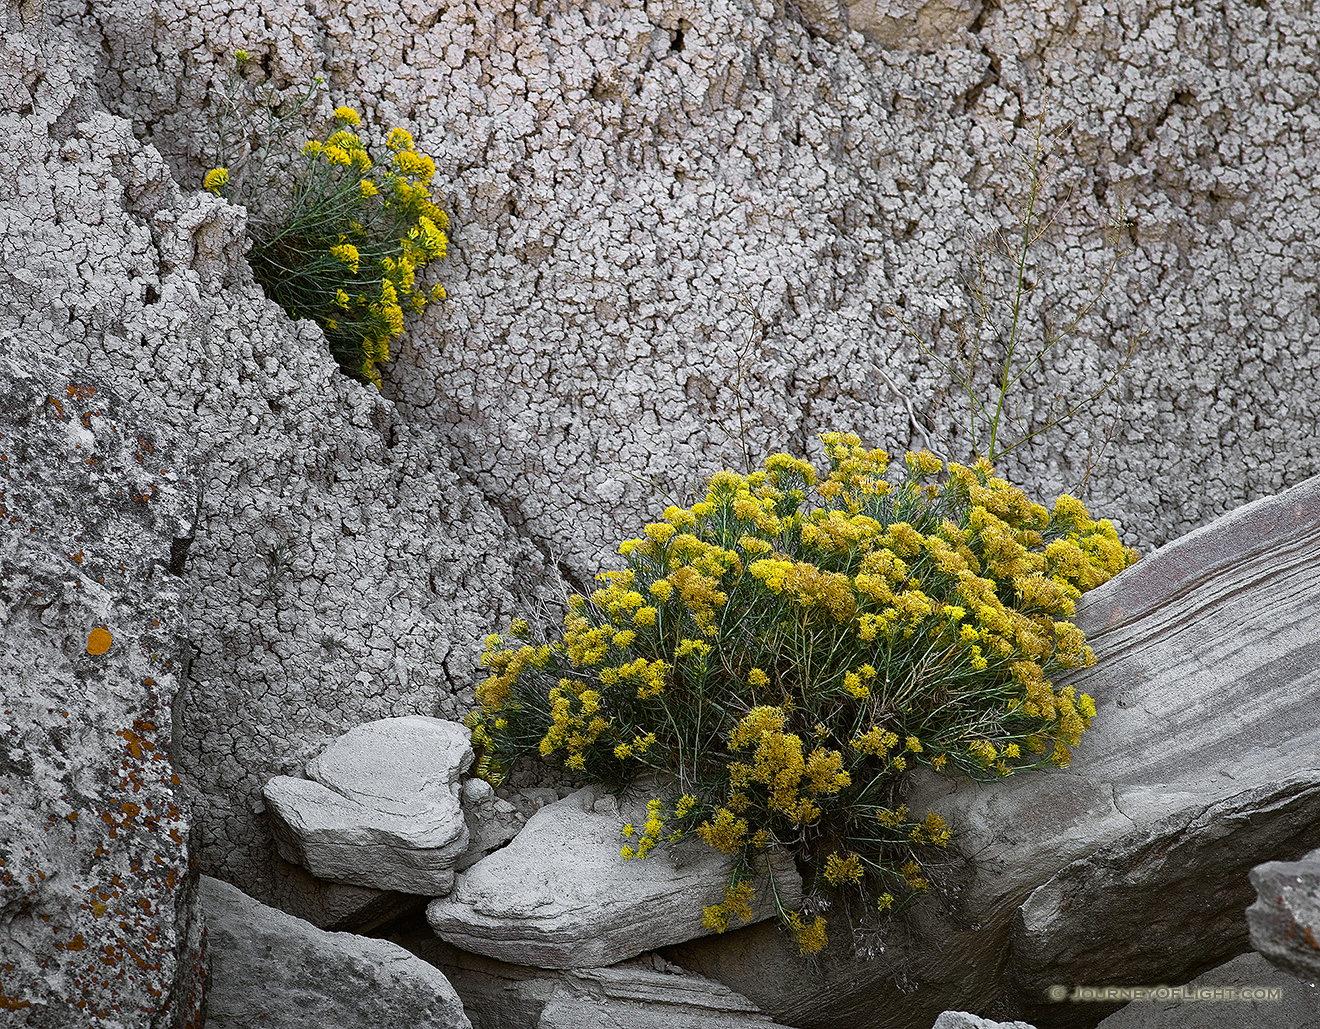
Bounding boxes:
[469,432,1137,955]
[204,51,448,387]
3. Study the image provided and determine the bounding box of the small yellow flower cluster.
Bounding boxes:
[702,879,758,932]
[475,639,553,713]
[725,706,849,825]
[223,78,449,391]
[203,167,229,193]
[823,851,865,885]
[277,110,449,386]
[901,859,929,892]
[621,798,671,859]
[787,911,829,955]
[538,679,611,770]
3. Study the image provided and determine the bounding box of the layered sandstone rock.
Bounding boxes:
[263,716,473,894]
[427,786,802,969]
[384,935,795,1029]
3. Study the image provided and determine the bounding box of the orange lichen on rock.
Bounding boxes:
[86,627,113,655]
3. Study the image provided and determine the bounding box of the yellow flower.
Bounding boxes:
[386,126,415,151]
[360,179,379,199]
[233,49,250,62]
[330,244,360,273]
[696,808,748,854]
[788,912,828,955]
[324,145,352,166]
[334,105,362,126]
[302,140,323,157]
[203,167,229,193]
[823,851,864,885]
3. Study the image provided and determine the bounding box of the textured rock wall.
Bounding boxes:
[0,342,203,1025]
[51,0,1320,580]
[17,0,1320,929]
[0,0,553,924]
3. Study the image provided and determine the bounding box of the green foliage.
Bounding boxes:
[470,432,1137,954]
[204,52,448,387]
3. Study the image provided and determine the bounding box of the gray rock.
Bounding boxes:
[200,875,472,1029]
[1248,846,1320,982]
[380,933,791,1029]
[0,338,203,1022]
[457,780,526,873]
[1094,951,1318,1029]
[667,474,1320,1029]
[427,787,802,968]
[1,0,559,929]
[35,0,1320,941]
[263,716,473,894]
[932,1015,1037,1029]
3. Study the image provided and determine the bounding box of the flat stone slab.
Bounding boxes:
[201,875,471,1029]
[1248,846,1320,982]
[264,716,472,894]
[427,786,802,968]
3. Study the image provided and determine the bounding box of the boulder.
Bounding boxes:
[263,716,473,894]
[1247,846,1320,982]
[666,474,1320,1029]
[427,786,802,968]
[1093,951,1316,1029]
[200,875,471,1029]
[0,343,203,1024]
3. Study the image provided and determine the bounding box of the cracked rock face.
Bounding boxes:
[667,473,1320,1029]
[200,875,472,1029]
[0,345,203,1026]
[263,716,473,894]
[0,2,556,927]
[49,0,1320,587]
[1247,846,1320,984]
[426,786,803,969]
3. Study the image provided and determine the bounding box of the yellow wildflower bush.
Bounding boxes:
[203,52,447,387]
[469,431,1137,955]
